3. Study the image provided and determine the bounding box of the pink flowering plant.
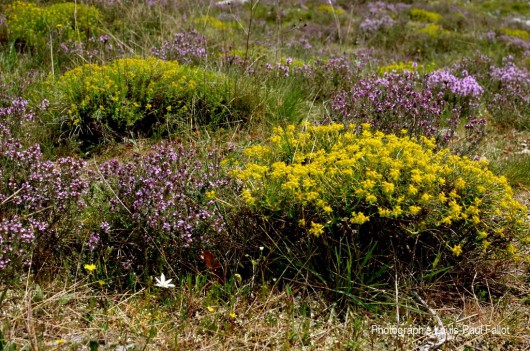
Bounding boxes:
[332,69,485,149]
[86,142,231,279]
[0,98,89,278]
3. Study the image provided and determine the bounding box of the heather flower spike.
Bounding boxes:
[155,273,175,288]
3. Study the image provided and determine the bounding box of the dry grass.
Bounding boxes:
[2,266,529,351]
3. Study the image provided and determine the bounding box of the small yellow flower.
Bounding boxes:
[84,264,96,272]
[451,244,463,257]
[378,207,391,217]
[362,179,376,190]
[449,190,459,199]
[98,280,105,286]
[455,178,466,189]
[408,205,421,215]
[381,181,395,194]
[205,190,216,199]
[207,306,215,312]
[365,194,377,203]
[420,193,432,202]
[241,189,255,206]
[56,339,65,344]
[389,169,400,181]
[350,212,370,225]
[441,216,452,225]
[391,206,403,217]
[478,231,488,239]
[323,205,333,214]
[411,170,423,183]
[229,312,237,319]
[309,222,325,237]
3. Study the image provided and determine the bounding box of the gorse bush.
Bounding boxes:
[230,123,529,287]
[51,57,258,148]
[86,143,230,280]
[4,1,102,49]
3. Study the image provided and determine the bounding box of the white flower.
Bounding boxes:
[154,273,175,288]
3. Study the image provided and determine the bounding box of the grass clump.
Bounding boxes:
[49,57,258,149]
[230,123,529,295]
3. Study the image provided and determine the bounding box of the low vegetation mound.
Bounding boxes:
[230,123,529,293]
[50,57,257,149]
[4,1,102,49]
[84,143,230,282]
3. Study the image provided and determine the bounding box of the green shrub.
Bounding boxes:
[5,1,102,49]
[49,57,257,148]
[229,123,529,291]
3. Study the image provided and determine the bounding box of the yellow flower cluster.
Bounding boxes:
[231,123,529,259]
[500,27,529,40]
[417,24,450,38]
[194,15,233,32]
[378,61,436,75]
[409,8,442,23]
[316,4,346,15]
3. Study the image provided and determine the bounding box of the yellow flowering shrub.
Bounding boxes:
[5,1,101,48]
[230,123,529,264]
[51,57,253,146]
[500,27,529,40]
[378,61,436,75]
[194,16,232,31]
[316,4,346,16]
[409,8,442,23]
[416,24,449,38]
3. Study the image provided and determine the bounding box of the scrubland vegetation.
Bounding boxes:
[1,0,530,350]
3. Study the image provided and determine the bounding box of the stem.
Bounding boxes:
[244,0,260,71]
